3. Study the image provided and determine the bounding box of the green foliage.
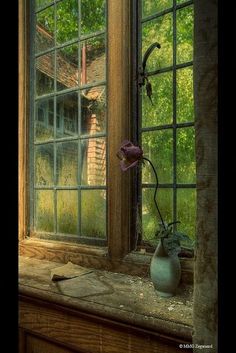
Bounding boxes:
[142,0,172,18]
[156,222,193,256]
[81,0,106,35]
[36,0,106,46]
[141,3,195,244]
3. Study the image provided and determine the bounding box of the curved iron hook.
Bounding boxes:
[138,42,161,87]
[142,42,161,73]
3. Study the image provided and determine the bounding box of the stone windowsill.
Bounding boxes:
[19,256,193,341]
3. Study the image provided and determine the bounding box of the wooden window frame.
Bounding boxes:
[19,0,193,281]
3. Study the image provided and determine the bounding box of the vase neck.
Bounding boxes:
[155,239,168,257]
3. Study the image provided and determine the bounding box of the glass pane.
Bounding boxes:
[176,0,187,4]
[80,35,106,85]
[176,67,194,122]
[142,130,173,184]
[81,190,106,238]
[81,138,106,185]
[81,0,106,35]
[35,0,53,10]
[36,6,54,53]
[142,72,173,127]
[36,52,55,96]
[56,44,79,91]
[35,190,54,232]
[35,144,54,186]
[81,86,106,135]
[56,92,78,138]
[176,127,196,183]
[177,188,196,241]
[142,0,172,18]
[142,13,173,71]
[57,190,78,234]
[56,0,78,45]
[176,6,193,64]
[56,142,78,186]
[35,98,54,142]
[142,188,173,244]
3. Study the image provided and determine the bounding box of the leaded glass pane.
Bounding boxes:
[81,190,106,238]
[142,130,173,184]
[57,190,78,234]
[142,13,173,71]
[81,0,106,35]
[56,0,78,45]
[35,144,54,186]
[81,138,106,186]
[35,190,54,232]
[142,72,173,127]
[35,98,54,142]
[81,86,106,135]
[56,142,78,186]
[56,92,78,138]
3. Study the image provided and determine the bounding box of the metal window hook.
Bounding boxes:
[138,42,161,105]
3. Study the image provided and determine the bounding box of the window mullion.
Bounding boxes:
[107,0,132,259]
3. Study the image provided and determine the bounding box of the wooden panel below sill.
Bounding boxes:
[19,300,192,353]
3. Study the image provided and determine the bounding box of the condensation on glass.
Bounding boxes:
[32,0,107,242]
[140,0,195,244]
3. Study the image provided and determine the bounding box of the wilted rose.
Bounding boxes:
[116,140,143,171]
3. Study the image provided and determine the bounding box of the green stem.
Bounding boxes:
[142,157,166,230]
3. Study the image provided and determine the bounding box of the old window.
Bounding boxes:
[20,0,195,267]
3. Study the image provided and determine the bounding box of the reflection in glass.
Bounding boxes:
[57,190,78,234]
[35,144,54,186]
[142,0,172,18]
[176,67,194,122]
[81,190,106,238]
[36,52,55,96]
[56,44,79,91]
[56,0,78,45]
[142,188,172,243]
[177,188,196,241]
[81,138,106,186]
[35,98,54,141]
[36,6,54,54]
[81,0,106,35]
[142,130,173,184]
[142,72,173,127]
[56,92,78,138]
[80,35,106,85]
[142,13,173,71]
[176,0,187,4]
[176,127,196,183]
[35,190,54,232]
[177,6,193,64]
[56,142,78,186]
[81,86,106,135]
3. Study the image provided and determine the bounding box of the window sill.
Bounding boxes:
[19,238,193,283]
[19,256,193,342]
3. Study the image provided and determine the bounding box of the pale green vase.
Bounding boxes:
[150,240,181,297]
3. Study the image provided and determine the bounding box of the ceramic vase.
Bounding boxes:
[150,239,181,297]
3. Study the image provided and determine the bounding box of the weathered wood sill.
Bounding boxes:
[19,256,193,342]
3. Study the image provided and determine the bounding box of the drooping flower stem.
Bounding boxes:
[143,157,166,231]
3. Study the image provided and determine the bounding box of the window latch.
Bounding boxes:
[138,42,161,105]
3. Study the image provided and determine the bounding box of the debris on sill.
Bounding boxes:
[50,261,93,281]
